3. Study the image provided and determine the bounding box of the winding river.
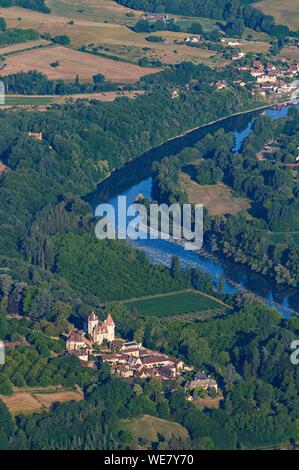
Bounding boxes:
[87,104,299,317]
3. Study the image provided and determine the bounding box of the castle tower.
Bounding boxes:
[105,313,115,342]
[87,311,98,337]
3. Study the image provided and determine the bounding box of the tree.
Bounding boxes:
[188,23,203,35]
[0,17,7,32]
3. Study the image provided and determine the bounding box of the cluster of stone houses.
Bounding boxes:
[238,60,299,97]
[65,312,185,381]
[65,312,219,394]
[98,341,184,381]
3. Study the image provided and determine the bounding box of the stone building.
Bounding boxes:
[86,311,115,345]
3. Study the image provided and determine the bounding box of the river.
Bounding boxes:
[87,104,299,317]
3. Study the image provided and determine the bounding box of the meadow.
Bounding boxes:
[123,290,225,317]
[181,174,251,216]
[254,0,299,31]
[122,414,189,445]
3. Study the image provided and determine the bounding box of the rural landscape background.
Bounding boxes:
[0,0,298,454]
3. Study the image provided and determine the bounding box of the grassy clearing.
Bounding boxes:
[182,174,251,216]
[47,0,140,25]
[123,289,225,317]
[254,0,299,31]
[122,414,189,444]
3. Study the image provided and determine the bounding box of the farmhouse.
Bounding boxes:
[216,80,228,90]
[143,13,172,22]
[185,371,218,392]
[185,36,201,44]
[28,131,43,141]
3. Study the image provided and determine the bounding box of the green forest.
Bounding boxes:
[116,0,298,38]
[152,109,299,286]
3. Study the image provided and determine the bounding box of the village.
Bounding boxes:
[171,51,299,101]
[65,311,218,400]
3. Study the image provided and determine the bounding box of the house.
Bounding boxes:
[113,364,134,378]
[143,13,172,22]
[185,371,218,392]
[99,353,127,364]
[234,80,246,87]
[27,131,43,141]
[141,355,172,368]
[157,366,176,379]
[232,52,245,61]
[66,331,86,351]
[237,65,250,72]
[86,311,115,345]
[185,35,201,44]
[67,349,89,362]
[216,80,228,90]
[171,89,179,99]
[266,63,276,72]
[227,40,240,47]
[256,74,277,84]
[286,63,299,76]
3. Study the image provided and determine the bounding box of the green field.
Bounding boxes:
[1,96,54,106]
[124,290,224,317]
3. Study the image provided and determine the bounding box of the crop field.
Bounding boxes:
[123,290,225,317]
[182,174,251,216]
[47,0,140,25]
[0,387,83,415]
[0,96,54,106]
[0,39,51,56]
[0,6,227,66]
[0,45,156,82]
[254,0,299,31]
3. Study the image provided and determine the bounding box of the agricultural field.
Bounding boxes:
[254,0,299,31]
[0,39,51,55]
[181,174,251,216]
[0,45,156,82]
[47,0,140,25]
[123,290,225,317]
[0,96,54,106]
[277,45,299,64]
[0,386,83,415]
[122,414,189,446]
[0,6,227,66]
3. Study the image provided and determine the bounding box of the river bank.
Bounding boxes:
[88,103,299,317]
